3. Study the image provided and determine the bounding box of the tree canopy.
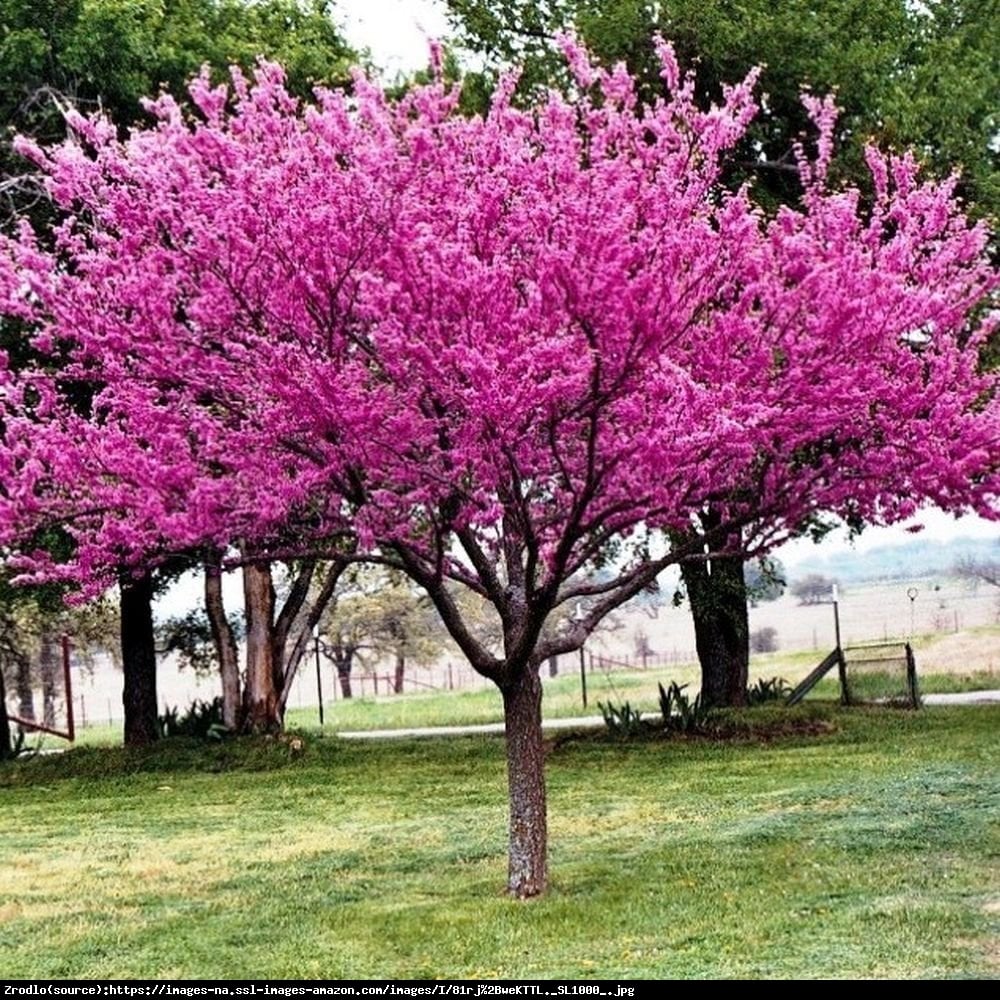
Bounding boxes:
[444,0,1000,703]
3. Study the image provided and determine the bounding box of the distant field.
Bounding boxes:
[54,575,998,746]
[2,706,997,979]
[58,622,999,746]
[612,577,999,665]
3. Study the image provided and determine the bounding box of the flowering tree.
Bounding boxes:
[448,0,1000,709]
[1,43,997,895]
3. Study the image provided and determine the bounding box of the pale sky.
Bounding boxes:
[336,0,451,78]
[777,509,999,567]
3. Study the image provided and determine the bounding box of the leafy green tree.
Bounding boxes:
[157,606,244,678]
[0,568,119,755]
[1,0,355,220]
[0,0,354,126]
[745,557,785,607]
[790,574,838,606]
[318,568,447,698]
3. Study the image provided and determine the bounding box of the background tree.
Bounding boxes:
[954,547,1000,619]
[445,0,998,216]
[317,567,445,697]
[0,572,119,749]
[157,606,244,678]
[0,0,354,145]
[745,556,785,607]
[0,0,356,743]
[1,0,355,227]
[366,572,447,694]
[790,574,839,606]
[444,0,999,706]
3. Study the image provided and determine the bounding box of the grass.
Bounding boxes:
[918,670,1000,694]
[807,670,1000,701]
[2,705,998,979]
[293,668,682,732]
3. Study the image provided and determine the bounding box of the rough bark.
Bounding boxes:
[239,558,346,727]
[120,572,159,747]
[335,651,353,699]
[502,666,547,898]
[682,552,749,709]
[204,553,241,730]
[393,651,405,694]
[15,653,33,721]
[38,631,58,727]
[241,560,280,733]
[0,665,12,760]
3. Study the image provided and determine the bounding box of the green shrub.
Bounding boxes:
[746,676,793,705]
[657,681,707,733]
[158,696,229,741]
[597,700,644,738]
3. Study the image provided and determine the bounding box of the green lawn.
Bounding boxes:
[290,667,681,732]
[2,706,998,979]
[286,664,999,733]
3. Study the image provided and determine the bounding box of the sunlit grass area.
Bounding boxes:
[2,706,998,979]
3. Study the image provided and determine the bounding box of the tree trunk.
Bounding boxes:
[502,666,547,898]
[393,651,405,693]
[15,653,33,721]
[336,657,353,699]
[120,572,159,747]
[0,665,13,760]
[682,553,749,709]
[548,655,558,678]
[242,561,281,733]
[38,631,58,727]
[276,561,346,716]
[204,553,241,730]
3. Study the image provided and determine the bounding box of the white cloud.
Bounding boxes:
[336,0,450,78]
